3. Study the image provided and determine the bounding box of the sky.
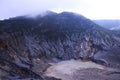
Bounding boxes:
[0,0,120,20]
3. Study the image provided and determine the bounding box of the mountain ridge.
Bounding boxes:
[0,11,120,59]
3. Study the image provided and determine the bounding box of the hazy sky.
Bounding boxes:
[0,0,120,20]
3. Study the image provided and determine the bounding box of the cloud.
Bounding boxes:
[0,0,120,20]
[0,0,89,20]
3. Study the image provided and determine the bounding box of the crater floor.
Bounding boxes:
[44,59,120,80]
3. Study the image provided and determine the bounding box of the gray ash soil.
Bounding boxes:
[44,60,120,80]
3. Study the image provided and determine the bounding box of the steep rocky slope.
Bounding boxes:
[1,12,120,59]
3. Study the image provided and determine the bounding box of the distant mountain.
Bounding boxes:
[93,20,120,30]
[0,11,120,79]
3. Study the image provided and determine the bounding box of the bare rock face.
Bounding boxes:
[0,11,120,79]
[94,46,120,69]
[0,12,120,60]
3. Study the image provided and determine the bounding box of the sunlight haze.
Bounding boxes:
[0,0,120,20]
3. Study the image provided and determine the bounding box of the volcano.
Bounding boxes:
[0,11,120,80]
